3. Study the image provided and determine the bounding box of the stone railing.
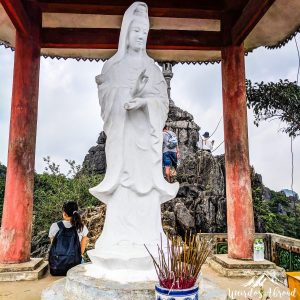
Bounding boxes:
[198,232,300,271]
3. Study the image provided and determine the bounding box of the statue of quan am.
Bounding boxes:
[88,2,179,282]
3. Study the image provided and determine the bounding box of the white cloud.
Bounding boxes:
[36,58,104,173]
[0,38,299,194]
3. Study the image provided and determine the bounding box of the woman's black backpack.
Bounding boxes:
[49,221,81,276]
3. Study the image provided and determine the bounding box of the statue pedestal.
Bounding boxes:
[41,264,227,300]
[42,264,155,300]
[87,246,157,282]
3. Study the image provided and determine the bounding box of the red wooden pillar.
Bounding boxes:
[221,44,255,260]
[0,4,41,263]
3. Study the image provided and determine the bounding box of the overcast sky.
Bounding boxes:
[0,38,299,194]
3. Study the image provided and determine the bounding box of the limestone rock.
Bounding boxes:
[161,150,227,236]
[81,132,107,175]
[174,202,195,233]
[166,102,200,160]
[161,211,176,236]
[81,204,106,251]
[31,230,50,259]
[176,151,225,195]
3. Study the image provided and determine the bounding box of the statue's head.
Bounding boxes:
[126,3,149,53]
[102,2,150,74]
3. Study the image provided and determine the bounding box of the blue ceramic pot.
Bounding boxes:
[155,284,199,300]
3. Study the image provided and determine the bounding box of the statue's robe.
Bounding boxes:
[90,56,178,204]
[88,55,179,266]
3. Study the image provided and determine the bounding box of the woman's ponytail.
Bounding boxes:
[71,210,84,232]
[63,201,84,232]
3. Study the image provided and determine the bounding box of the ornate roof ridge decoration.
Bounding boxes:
[0,40,13,51]
[0,40,265,66]
[265,26,300,50]
[0,40,219,64]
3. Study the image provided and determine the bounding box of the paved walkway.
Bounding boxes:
[0,272,60,300]
[0,264,292,300]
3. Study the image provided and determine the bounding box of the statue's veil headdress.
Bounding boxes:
[102,2,150,74]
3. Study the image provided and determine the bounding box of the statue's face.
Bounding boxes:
[127,18,149,52]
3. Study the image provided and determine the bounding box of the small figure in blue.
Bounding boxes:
[162,125,180,182]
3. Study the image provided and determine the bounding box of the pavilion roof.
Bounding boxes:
[0,0,299,63]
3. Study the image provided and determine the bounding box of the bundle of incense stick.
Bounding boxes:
[145,233,214,289]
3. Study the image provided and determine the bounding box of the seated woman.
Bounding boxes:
[48,201,89,275]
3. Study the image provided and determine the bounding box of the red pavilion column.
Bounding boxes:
[221,44,255,259]
[0,4,41,263]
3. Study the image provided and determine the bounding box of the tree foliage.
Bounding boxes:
[33,157,103,236]
[0,158,103,237]
[251,168,300,239]
[0,163,6,178]
[246,79,300,137]
[0,163,6,216]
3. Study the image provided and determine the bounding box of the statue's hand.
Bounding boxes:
[124,97,146,110]
[131,69,149,97]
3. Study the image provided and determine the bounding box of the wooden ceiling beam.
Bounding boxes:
[38,0,224,19]
[231,0,275,45]
[37,0,223,10]
[41,28,223,50]
[0,0,31,36]
[224,0,248,11]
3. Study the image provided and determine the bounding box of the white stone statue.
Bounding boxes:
[87,1,179,282]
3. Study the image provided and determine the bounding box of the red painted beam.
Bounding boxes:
[42,28,223,50]
[0,0,31,36]
[38,0,224,19]
[0,3,41,264]
[231,0,275,45]
[221,44,255,259]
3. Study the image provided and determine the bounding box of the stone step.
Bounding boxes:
[0,258,44,273]
[213,254,276,270]
[0,261,48,281]
[208,255,286,281]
